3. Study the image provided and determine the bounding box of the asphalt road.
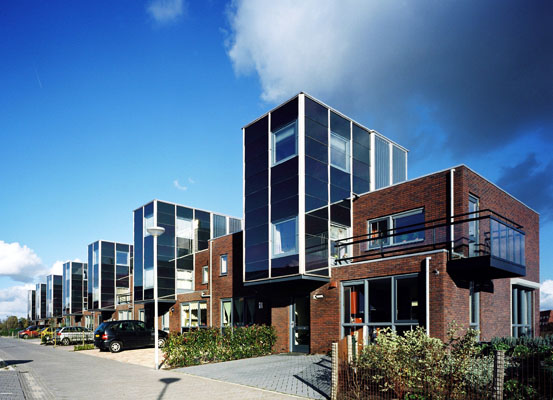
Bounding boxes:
[0,338,297,400]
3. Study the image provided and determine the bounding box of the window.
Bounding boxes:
[512,286,533,338]
[220,254,228,275]
[342,275,419,342]
[469,281,480,333]
[161,311,169,332]
[181,302,207,332]
[272,121,297,165]
[367,209,425,249]
[331,132,350,172]
[202,266,209,284]
[468,195,479,257]
[116,250,129,266]
[220,297,256,329]
[138,309,145,322]
[221,299,232,328]
[213,214,227,238]
[177,269,193,291]
[330,224,350,259]
[272,217,298,257]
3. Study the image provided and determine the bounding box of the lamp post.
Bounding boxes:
[147,225,165,370]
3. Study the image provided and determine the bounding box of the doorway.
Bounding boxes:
[291,296,310,353]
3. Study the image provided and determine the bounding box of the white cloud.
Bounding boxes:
[188,177,196,184]
[541,280,553,310]
[0,241,44,283]
[0,284,34,319]
[147,0,185,24]
[173,179,188,191]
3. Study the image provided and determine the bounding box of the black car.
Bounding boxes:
[93,320,168,353]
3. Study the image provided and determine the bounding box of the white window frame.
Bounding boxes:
[330,132,350,172]
[272,121,298,166]
[469,281,480,334]
[181,301,207,331]
[202,266,209,284]
[510,278,538,338]
[367,208,424,250]
[220,254,228,276]
[271,216,299,258]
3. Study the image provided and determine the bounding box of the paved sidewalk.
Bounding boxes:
[176,354,331,399]
[0,371,25,400]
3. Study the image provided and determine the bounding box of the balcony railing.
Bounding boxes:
[334,209,525,269]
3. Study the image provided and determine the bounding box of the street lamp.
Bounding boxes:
[147,225,165,370]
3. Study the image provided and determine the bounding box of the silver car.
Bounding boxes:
[56,326,94,345]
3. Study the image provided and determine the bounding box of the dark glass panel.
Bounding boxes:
[305,137,328,163]
[158,287,174,299]
[369,278,392,322]
[305,97,328,127]
[271,157,298,185]
[245,242,269,264]
[331,185,350,203]
[271,255,299,277]
[144,202,154,217]
[353,159,370,180]
[144,288,153,300]
[245,153,269,178]
[158,225,175,246]
[330,111,350,139]
[245,261,269,281]
[157,245,175,261]
[271,176,298,203]
[244,116,268,146]
[157,212,175,226]
[245,135,268,161]
[157,277,175,291]
[331,167,351,190]
[305,234,328,272]
[245,224,269,247]
[308,206,328,219]
[245,188,268,212]
[396,276,419,321]
[157,201,174,215]
[306,215,328,236]
[305,156,328,183]
[245,207,268,230]
[331,203,351,226]
[353,177,371,194]
[270,196,298,222]
[306,195,327,213]
[176,206,193,219]
[156,265,172,278]
[353,142,370,163]
[271,97,298,132]
[115,244,129,252]
[176,254,194,270]
[305,176,328,201]
[353,124,371,147]
[245,169,268,196]
[305,117,328,144]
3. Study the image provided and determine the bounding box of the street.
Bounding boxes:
[0,338,298,400]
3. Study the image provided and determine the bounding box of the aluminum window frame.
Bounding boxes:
[367,208,425,250]
[220,254,228,276]
[271,120,298,166]
[330,131,351,173]
[271,216,299,259]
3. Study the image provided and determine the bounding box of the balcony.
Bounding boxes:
[334,210,526,279]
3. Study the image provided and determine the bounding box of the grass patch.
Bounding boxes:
[74,344,95,351]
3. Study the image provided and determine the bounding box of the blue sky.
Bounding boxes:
[1,0,552,317]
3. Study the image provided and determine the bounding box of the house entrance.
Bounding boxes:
[291,296,310,353]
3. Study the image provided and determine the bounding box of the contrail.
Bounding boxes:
[34,67,43,89]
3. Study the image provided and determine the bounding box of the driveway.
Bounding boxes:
[176,354,331,399]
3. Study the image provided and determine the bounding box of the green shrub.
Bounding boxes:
[490,336,553,355]
[163,325,276,368]
[74,344,95,351]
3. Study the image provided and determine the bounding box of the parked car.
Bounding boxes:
[40,327,57,342]
[94,320,168,353]
[18,325,44,339]
[56,326,94,345]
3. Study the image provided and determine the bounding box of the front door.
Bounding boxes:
[291,297,310,353]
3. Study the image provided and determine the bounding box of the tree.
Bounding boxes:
[5,316,18,330]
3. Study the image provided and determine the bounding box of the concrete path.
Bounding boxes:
[0,370,25,400]
[176,354,331,399]
[0,337,298,399]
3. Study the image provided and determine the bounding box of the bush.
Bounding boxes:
[74,344,95,351]
[163,325,276,368]
[490,336,553,355]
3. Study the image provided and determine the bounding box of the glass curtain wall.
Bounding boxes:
[36,283,46,320]
[28,290,36,321]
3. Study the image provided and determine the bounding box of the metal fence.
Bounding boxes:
[332,337,553,400]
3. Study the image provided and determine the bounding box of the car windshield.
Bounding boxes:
[95,322,109,333]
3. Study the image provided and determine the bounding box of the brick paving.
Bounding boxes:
[0,371,25,400]
[176,354,331,399]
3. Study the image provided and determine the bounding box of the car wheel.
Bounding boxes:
[45,336,51,342]
[158,338,166,348]
[22,334,28,339]
[61,338,70,346]
[109,341,122,353]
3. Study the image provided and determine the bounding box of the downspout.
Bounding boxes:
[209,239,213,327]
[450,168,456,254]
[425,257,431,335]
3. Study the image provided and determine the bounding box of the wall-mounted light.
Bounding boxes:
[433,269,440,275]
[313,294,324,300]
[201,292,210,298]
[258,302,263,309]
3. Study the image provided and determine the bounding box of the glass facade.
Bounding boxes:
[133,200,241,302]
[27,290,36,321]
[87,240,133,310]
[46,274,63,318]
[62,261,86,316]
[35,283,46,320]
[243,93,408,283]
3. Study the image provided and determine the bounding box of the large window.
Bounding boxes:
[368,209,425,249]
[512,286,533,337]
[221,297,256,329]
[330,224,350,259]
[181,301,207,332]
[331,132,350,172]
[469,281,480,334]
[342,275,419,342]
[177,269,193,291]
[116,250,129,266]
[272,121,297,165]
[272,217,298,257]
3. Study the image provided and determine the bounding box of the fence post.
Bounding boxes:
[492,350,505,400]
[347,335,353,363]
[331,342,338,400]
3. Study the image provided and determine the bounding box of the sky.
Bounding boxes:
[0,0,552,318]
